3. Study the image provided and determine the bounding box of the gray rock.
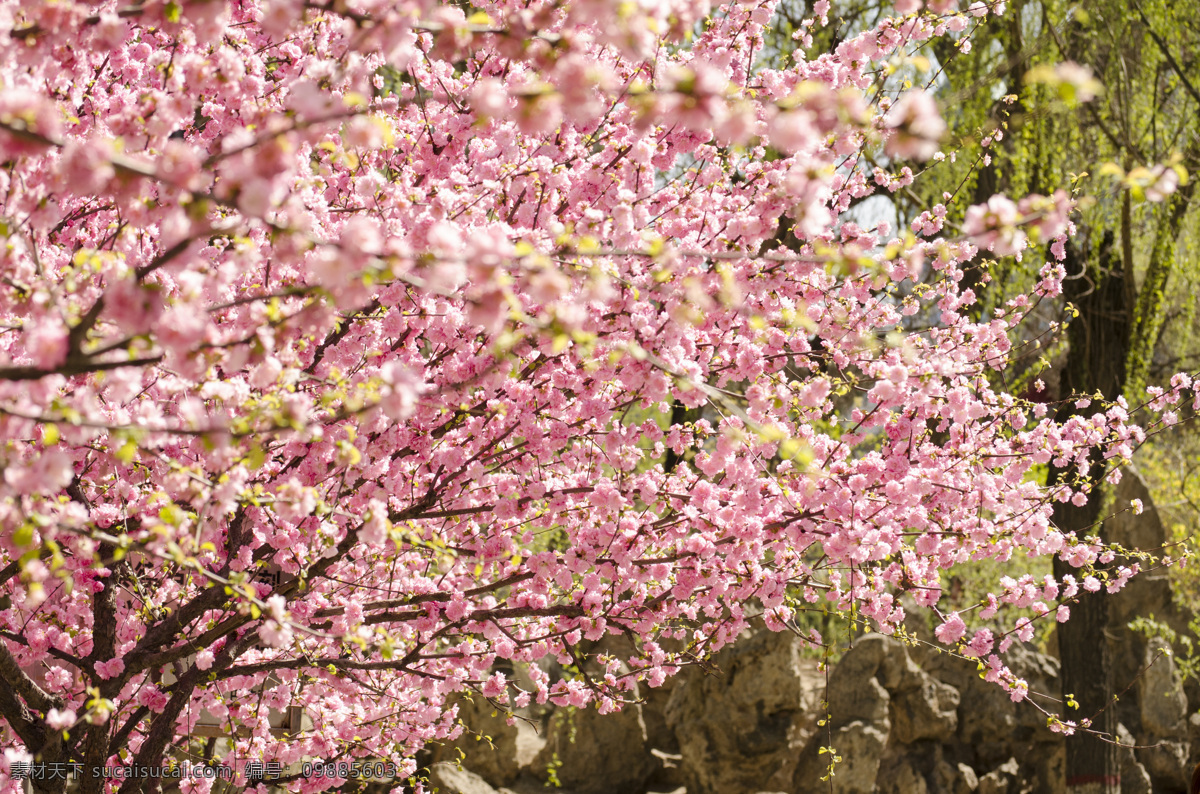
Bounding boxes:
[1116,724,1153,794]
[938,643,1060,768]
[878,758,930,794]
[931,760,978,794]
[1028,742,1064,794]
[1136,737,1189,792]
[827,635,896,727]
[1107,470,1188,734]
[647,747,687,791]
[666,627,819,794]
[891,673,960,743]
[1189,712,1200,771]
[793,720,888,794]
[975,758,1019,794]
[513,719,544,770]
[1138,637,1187,738]
[430,693,521,786]
[1130,638,1191,791]
[641,667,680,754]
[531,700,655,794]
[830,634,958,743]
[839,675,891,726]
[427,762,500,794]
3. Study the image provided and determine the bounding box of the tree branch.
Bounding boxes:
[0,638,63,713]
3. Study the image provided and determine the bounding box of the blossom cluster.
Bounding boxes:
[0,0,1183,790]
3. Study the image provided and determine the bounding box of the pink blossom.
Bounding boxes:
[96,658,126,680]
[46,708,76,731]
[884,90,946,161]
[23,316,69,369]
[0,0,1169,772]
[482,673,507,699]
[964,629,993,658]
[963,194,1026,256]
[257,620,294,648]
[934,612,967,644]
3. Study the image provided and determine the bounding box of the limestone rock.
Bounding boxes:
[531,700,655,794]
[891,673,960,744]
[513,719,544,770]
[1136,737,1189,792]
[930,643,1059,770]
[430,694,521,786]
[1130,639,1190,791]
[1189,712,1200,771]
[641,668,680,754]
[1116,724,1153,794]
[1138,637,1187,738]
[427,762,500,794]
[1004,644,1062,742]
[1107,470,1188,735]
[975,758,1019,794]
[1027,742,1064,794]
[793,720,888,794]
[931,760,978,794]
[666,627,819,794]
[878,758,930,794]
[826,636,895,726]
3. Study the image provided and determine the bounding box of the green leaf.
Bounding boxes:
[13,523,34,547]
[115,439,138,465]
[245,443,266,470]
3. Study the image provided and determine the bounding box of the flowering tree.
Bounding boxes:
[0,0,1190,791]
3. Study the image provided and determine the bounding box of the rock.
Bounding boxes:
[1130,639,1191,791]
[827,636,895,726]
[647,747,687,791]
[1004,644,1061,742]
[878,758,929,794]
[1108,470,1167,554]
[840,675,892,725]
[930,643,1060,770]
[666,627,819,794]
[430,693,521,786]
[955,763,980,793]
[531,699,656,794]
[1028,742,1064,794]
[792,635,899,793]
[891,673,960,744]
[792,720,888,794]
[1106,470,1188,733]
[931,760,978,794]
[641,669,681,754]
[1136,738,1189,792]
[1138,637,1187,737]
[1116,724,1153,794]
[1120,764,1154,794]
[427,762,500,794]
[975,758,1018,794]
[511,659,559,725]
[1189,712,1200,770]
[513,719,544,770]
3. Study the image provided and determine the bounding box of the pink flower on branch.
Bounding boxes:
[0,0,1184,777]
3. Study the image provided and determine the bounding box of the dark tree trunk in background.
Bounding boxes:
[1049,232,1127,794]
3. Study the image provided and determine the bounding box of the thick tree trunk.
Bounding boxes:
[1052,534,1119,794]
[1049,232,1127,794]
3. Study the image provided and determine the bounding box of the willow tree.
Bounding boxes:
[889,0,1200,791]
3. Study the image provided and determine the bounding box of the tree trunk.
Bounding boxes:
[1050,232,1127,794]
